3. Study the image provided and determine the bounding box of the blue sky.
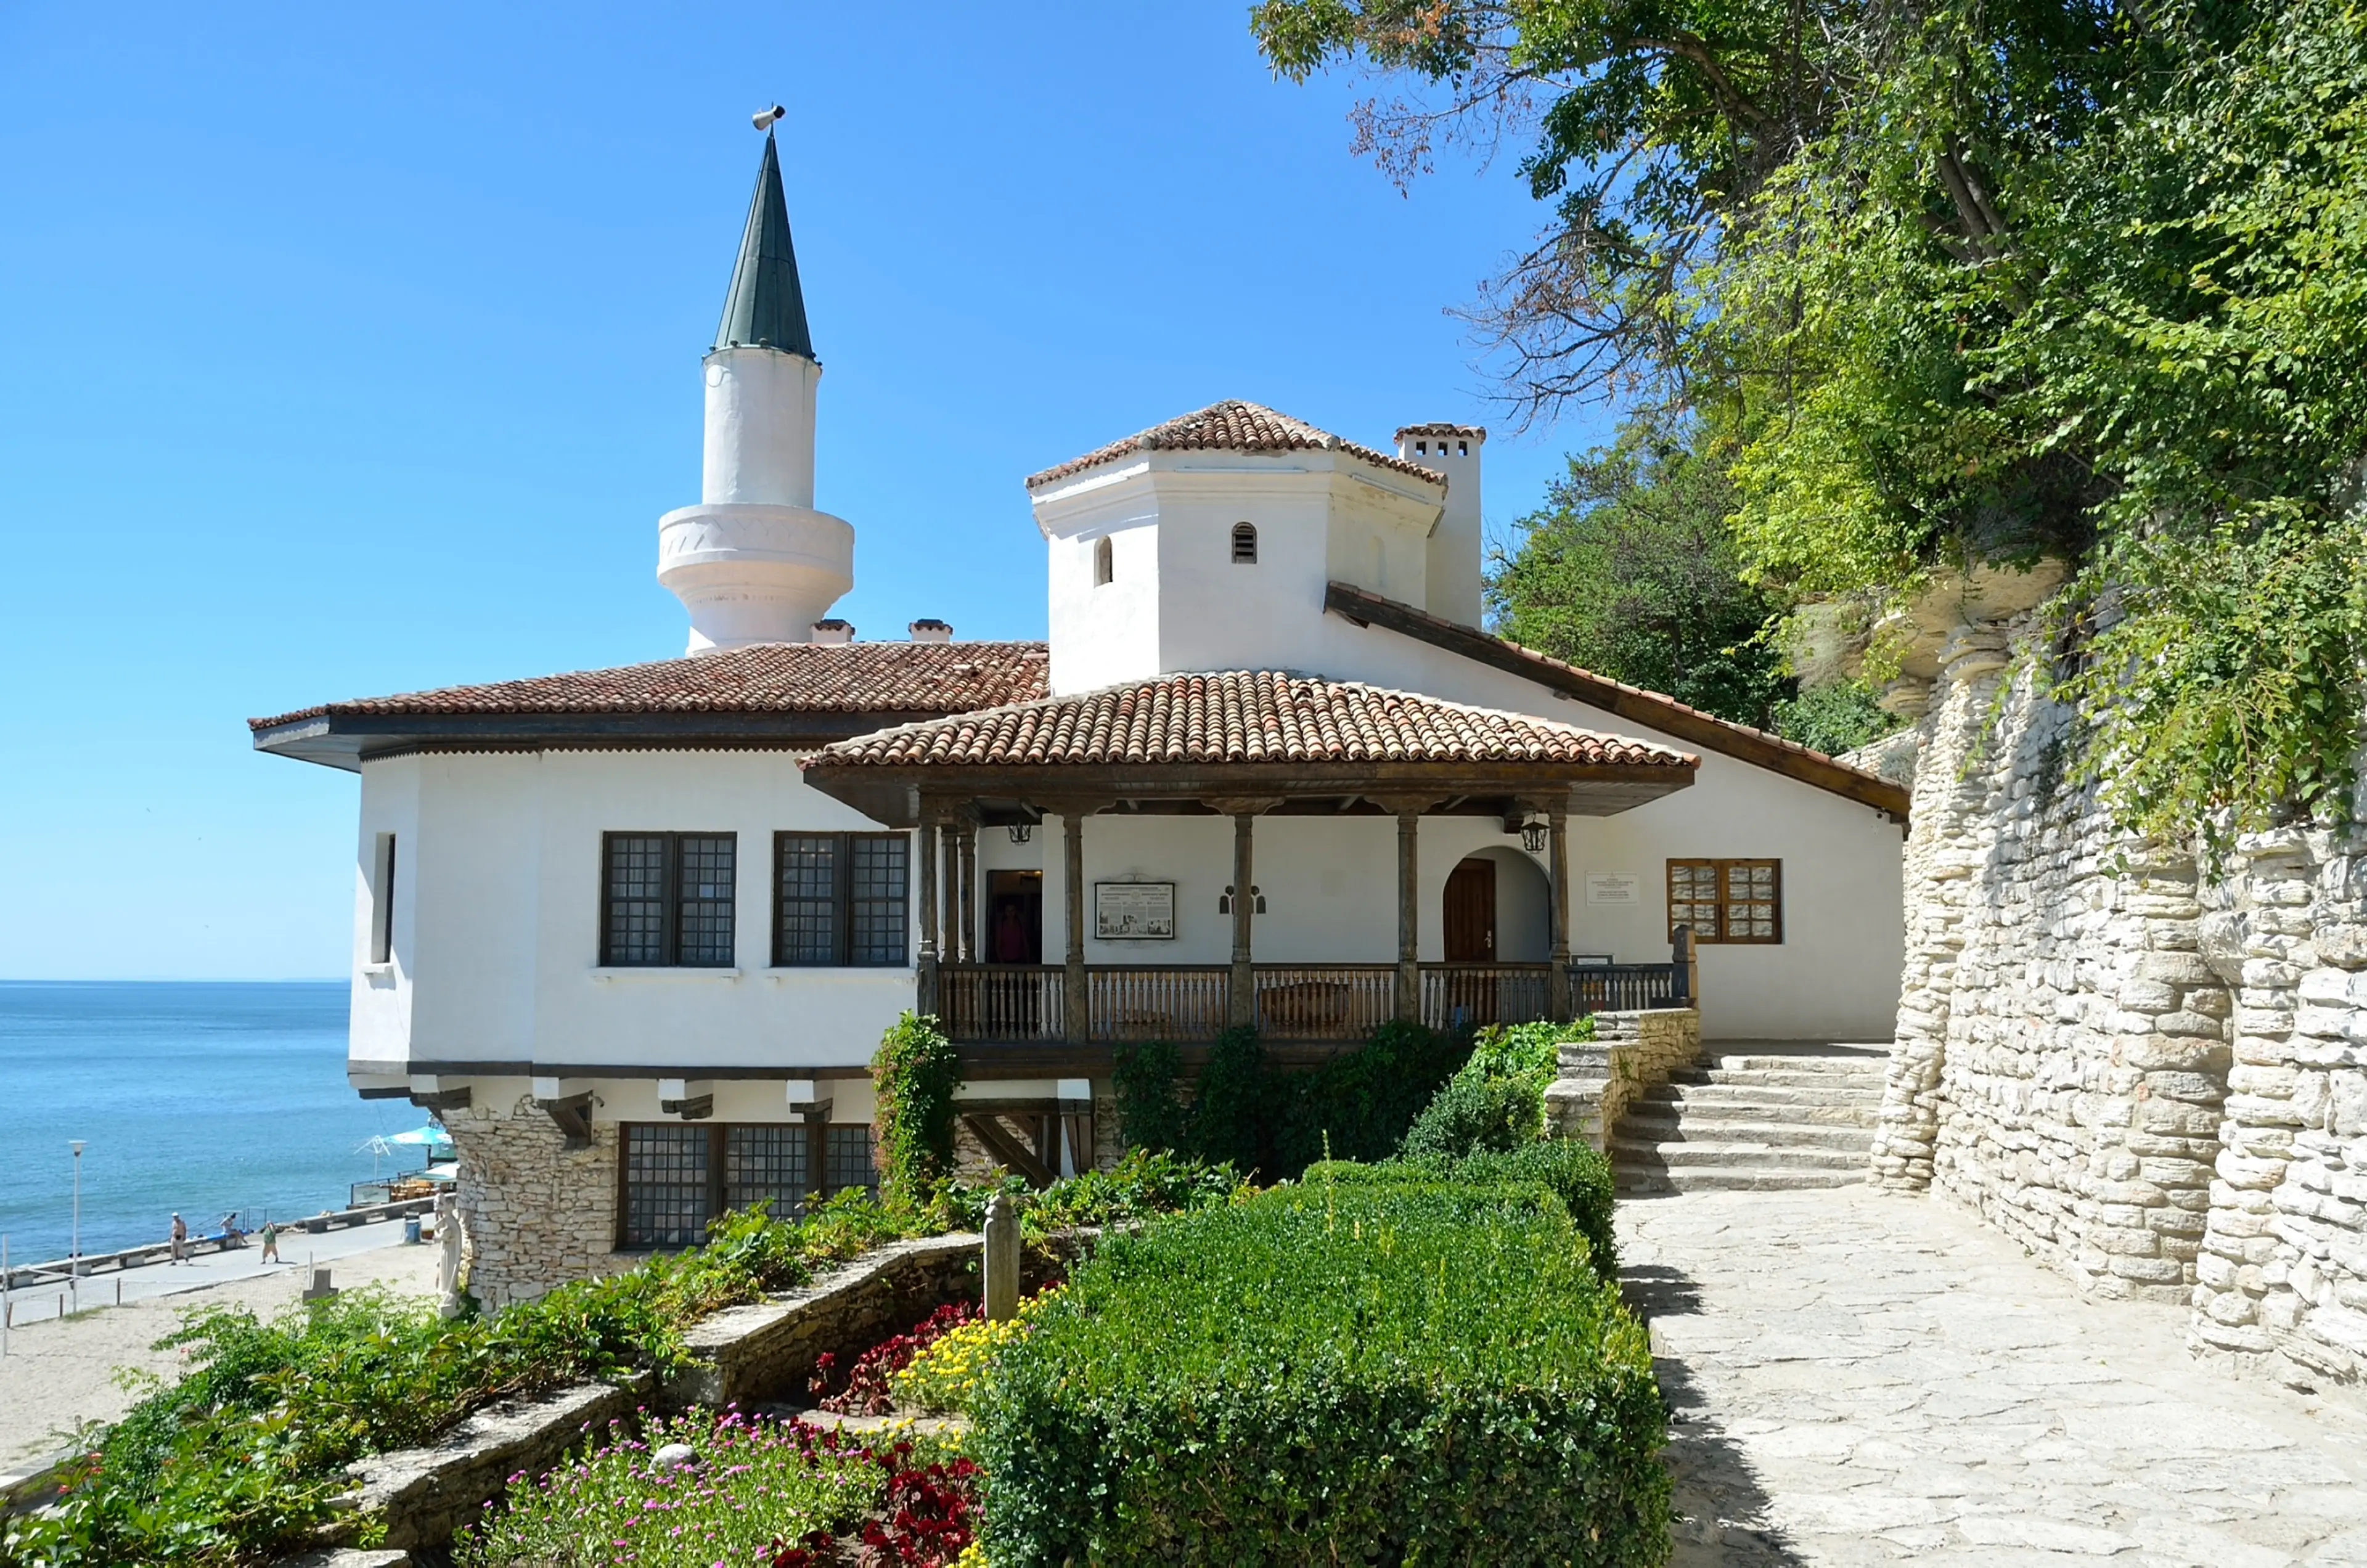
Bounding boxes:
[0,2,1615,981]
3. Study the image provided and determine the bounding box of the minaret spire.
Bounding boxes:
[714,131,816,360]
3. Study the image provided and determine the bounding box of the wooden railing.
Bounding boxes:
[940,957,1691,1044]
[1418,963,1553,1031]
[1570,962,1686,1014]
[1254,965,1396,1042]
[940,964,1065,1042]
[1090,965,1229,1042]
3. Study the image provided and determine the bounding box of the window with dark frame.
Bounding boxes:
[370,833,396,965]
[1666,859,1782,944]
[1092,535,1113,586]
[601,833,737,967]
[1230,522,1257,563]
[619,1122,875,1248]
[774,832,908,966]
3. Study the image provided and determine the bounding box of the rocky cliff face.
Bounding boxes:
[1866,577,2367,1402]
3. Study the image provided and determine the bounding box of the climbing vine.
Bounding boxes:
[871,1011,962,1201]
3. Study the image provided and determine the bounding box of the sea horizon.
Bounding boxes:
[0,979,435,1262]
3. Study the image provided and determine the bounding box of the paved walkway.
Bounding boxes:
[1621,1188,2367,1566]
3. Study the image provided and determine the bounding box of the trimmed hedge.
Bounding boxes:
[1305,1139,1620,1278]
[973,1182,1667,1566]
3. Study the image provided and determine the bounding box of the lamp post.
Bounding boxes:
[69,1141,85,1311]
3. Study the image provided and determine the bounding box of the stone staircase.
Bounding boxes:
[1611,1051,1884,1193]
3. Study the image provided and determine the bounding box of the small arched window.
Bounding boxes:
[1093,536,1114,586]
[1231,522,1258,565]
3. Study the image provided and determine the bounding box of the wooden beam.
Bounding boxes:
[1063,812,1087,1044]
[964,1113,1056,1186]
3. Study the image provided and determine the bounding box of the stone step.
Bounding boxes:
[1614,1164,1869,1194]
[1707,1053,1889,1074]
[1694,1067,1886,1090]
[1615,1113,1874,1149]
[1640,1082,1883,1112]
[1608,1139,1867,1170]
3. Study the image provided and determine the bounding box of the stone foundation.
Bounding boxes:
[1545,1008,1702,1148]
[1872,604,2366,1400]
[441,1093,624,1310]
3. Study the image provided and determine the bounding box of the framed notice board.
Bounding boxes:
[1094,881,1175,940]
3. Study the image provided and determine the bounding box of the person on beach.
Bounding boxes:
[169,1212,187,1265]
[260,1220,279,1264]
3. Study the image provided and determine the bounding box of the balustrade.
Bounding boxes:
[938,957,1688,1043]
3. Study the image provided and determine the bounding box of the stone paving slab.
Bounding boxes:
[1621,1188,2367,1566]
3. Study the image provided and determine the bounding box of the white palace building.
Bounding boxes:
[253,132,1910,1304]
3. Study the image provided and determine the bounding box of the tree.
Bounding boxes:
[1257,0,2367,844]
[1490,414,1786,727]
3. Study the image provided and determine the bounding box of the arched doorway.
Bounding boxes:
[1439,849,1552,1026]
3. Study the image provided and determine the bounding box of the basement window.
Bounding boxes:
[1094,536,1113,586]
[1667,859,1782,944]
[618,1122,877,1249]
[1231,522,1258,564]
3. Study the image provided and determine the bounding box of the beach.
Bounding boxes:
[0,1225,438,1476]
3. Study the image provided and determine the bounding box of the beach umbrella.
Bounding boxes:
[385,1125,453,1148]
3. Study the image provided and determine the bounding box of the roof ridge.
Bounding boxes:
[1025,399,1445,491]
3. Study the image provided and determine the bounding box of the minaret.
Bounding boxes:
[657,128,854,654]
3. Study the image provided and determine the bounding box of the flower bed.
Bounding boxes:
[971,1180,1667,1566]
[451,1410,979,1568]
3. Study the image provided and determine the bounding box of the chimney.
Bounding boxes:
[811,618,855,645]
[1395,423,1486,627]
[909,618,954,644]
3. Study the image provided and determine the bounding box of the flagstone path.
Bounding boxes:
[1621,1187,2367,1566]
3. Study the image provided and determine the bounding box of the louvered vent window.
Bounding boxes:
[1231,522,1258,563]
[1093,536,1113,586]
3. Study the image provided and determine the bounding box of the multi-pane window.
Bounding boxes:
[1667,859,1783,945]
[621,1123,709,1247]
[774,833,909,966]
[826,1126,880,1199]
[602,833,736,966]
[619,1121,872,1249]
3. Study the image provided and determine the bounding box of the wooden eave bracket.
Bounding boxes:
[534,1091,595,1149]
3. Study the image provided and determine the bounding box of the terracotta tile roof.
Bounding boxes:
[250,641,1050,730]
[1025,400,1445,490]
[1394,422,1487,440]
[1322,581,1912,818]
[806,671,1695,770]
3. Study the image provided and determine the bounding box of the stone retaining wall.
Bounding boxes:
[327,1230,1002,1556]
[1545,1009,1702,1148]
[1870,603,2367,1400]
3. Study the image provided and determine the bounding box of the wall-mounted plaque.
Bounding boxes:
[1094,881,1175,940]
[1585,872,1641,907]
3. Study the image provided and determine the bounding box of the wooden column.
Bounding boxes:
[957,820,978,964]
[1394,809,1421,1023]
[1230,811,1257,1027]
[916,811,940,1018]
[1062,811,1087,1044]
[1548,806,1572,1022]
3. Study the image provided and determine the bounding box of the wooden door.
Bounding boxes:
[1444,858,1497,962]
[987,871,1044,963]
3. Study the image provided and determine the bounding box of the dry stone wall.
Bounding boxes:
[441,1093,624,1309]
[1546,1008,1703,1149]
[1873,606,2367,1400]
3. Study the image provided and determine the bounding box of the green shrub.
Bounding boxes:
[1274,1018,1464,1170]
[1399,1017,1592,1160]
[1112,1040,1189,1154]
[1306,1141,1620,1280]
[1186,1026,1270,1175]
[972,1183,1666,1566]
[873,1011,962,1199]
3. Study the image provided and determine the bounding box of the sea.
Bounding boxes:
[0,981,431,1263]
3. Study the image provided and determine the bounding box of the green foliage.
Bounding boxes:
[1492,415,1790,727]
[453,1408,883,1567]
[1111,1023,1466,1182]
[872,1011,962,1201]
[1399,1018,1590,1160]
[1770,679,1903,758]
[0,1200,916,1567]
[971,1182,1667,1566]
[1259,0,2367,845]
[1111,1040,1188,1154]
[940,1149,1249,1247]
[1310,1142,1622,1280]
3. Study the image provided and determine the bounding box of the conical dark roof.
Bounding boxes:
[713,133,815,358]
